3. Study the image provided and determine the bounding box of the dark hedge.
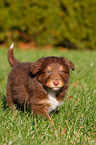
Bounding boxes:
[0,0,96,49]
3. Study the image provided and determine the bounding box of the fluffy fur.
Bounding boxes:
[6,44,75,121]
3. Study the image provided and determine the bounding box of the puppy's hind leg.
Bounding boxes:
[6,83,16,110]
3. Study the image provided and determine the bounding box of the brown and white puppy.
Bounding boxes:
[6,43,75,122]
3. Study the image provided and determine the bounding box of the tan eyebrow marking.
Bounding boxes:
[59,66,64,71]
[47,66,52,71]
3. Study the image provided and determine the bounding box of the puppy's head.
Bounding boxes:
[32,56,74,91]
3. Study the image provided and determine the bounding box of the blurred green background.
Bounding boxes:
[0,0,96,50]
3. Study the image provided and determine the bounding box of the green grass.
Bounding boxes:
[0,48,96,145]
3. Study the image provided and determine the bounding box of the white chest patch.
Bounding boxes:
[47,91,61,113]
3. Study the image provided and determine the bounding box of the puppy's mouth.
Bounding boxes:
[51,87,62,91]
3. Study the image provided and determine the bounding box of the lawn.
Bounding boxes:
[0,47,96,145]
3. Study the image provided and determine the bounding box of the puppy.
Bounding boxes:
[6,43,74,122]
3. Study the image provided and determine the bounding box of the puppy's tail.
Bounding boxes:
[8,43,19,67]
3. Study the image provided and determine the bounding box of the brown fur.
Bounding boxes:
[6,44,75,121]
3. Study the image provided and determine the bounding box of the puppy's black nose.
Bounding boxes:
[53,80,59,86]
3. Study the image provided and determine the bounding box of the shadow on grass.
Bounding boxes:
[0,91,7,110]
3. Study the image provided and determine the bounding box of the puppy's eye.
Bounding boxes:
[60,70,64,74]
[47,71,51,74]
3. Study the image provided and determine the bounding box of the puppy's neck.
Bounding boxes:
[47,88,60,97]
[48,90,56,98]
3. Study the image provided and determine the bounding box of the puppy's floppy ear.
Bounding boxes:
[31,57,45,75]
[61,56,75,70]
